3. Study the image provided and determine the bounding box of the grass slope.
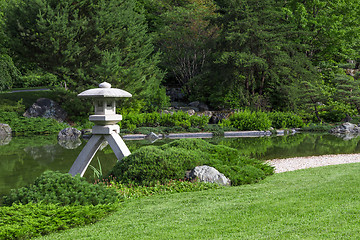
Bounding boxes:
[37,163,360,239]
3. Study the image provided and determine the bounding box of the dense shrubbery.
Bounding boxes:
[0,111,68,135]
[219,110,305,130]
[0,203,117,239]
[2,171,121,206]
[120,111,210,130]
[220,110,272,131]
[109,138,274,186]
[268,111,304,129]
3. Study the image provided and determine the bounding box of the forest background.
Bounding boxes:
[1,0,360,124]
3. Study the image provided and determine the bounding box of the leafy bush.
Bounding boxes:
[227,110,272,130]
[268,111,304,129]
[0,111,68,135]
[301,123,334,132]
[121,111,209,129]
[0,54,20,91]
[16,71,58,88]
[0,99,25,114]
[109,138,274,186]
[0,203,118,239]
[2,171,121,206]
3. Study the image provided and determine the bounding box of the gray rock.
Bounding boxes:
[198,111,213,117]
[329,122,360,134]
[0,123,11,136]
[145,132,160,143]
[0,135,11,146]
[24,98,67,122]
[187,109,196,116]
[0,123,12,145]
[188,165,231,186]
[189,101,200,108]
[209,111,233,124]
[189,101,209,112]
[198,102,209,111]
[58,127,82,141]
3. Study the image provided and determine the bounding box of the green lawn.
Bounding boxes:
[36,163,360,240]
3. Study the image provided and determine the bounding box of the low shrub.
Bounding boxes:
[227,110,272,130]
[0,111,68,135]
[0,203,118,239]
[301,123,334,132]
[121,111,210,129]
[268,111,304,129]
[2,171,121,206]
[108,138,274,186]
[98,178,220,199]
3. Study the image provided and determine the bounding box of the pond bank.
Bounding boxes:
[267,153,360,173]
[122,129,296,140]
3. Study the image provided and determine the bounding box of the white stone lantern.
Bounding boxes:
[69,82,132,177]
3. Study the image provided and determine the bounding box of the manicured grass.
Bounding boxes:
[37,163,360,239]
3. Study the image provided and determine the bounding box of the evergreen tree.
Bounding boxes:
[5,0,166,109]
[205,0,317,110]
[298,81,327,122]
[284,0,360,63]
[334,73,360,114]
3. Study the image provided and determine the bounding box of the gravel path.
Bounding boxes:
[267,154,360,173]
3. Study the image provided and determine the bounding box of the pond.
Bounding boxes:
[1,132,360,196]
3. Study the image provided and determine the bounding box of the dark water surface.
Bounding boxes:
[1,133,360,196]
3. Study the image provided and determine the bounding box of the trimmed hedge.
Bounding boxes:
[109,138,274,186]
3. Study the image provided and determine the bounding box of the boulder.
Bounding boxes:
[209,111,233,124]
[24,98,67,122]
[329,122,360,134]
[186,109,196,116]
[187,165,231,186]
[0,123,11,136]
[58,127,82,141]
[145,132,160,143]
[189,101,209,112]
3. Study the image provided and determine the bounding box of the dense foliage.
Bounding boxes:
[0,0,359,117]
[121,111,209,130]
[0,203,118,239]
[2,171,121,206]
[109,138,274,186]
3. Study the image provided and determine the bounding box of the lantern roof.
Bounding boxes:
[78,82,132,98]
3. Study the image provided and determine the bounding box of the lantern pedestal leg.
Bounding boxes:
[105,132,131,160]
[69,132,131,177]
[69,135,104,177]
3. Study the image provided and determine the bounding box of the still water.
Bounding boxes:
[1,133,360,196]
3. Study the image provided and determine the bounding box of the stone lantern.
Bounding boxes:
[69,82,132,177]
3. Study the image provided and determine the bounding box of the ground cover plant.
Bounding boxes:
[0,203,118,239]
[97,178,220,199]
[36,163,360,239]
[109,138,274,186]
[2,171,121,206]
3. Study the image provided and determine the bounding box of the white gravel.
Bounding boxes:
[267,154,360,173]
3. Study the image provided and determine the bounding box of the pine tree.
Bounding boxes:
[334,74,360,114]
[5,0,166,109]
